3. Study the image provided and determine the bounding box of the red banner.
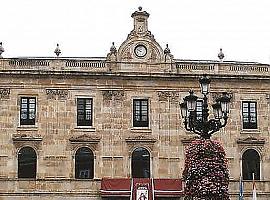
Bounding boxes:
[132,178,153,200]
[154,178,182,197]
[101,178,131,197]
[100,178,183,199]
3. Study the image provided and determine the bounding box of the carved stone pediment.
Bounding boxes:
[12,134,42,142]
[69,134,101,143]
[237,137,265,145]
[68,134,101,152]
[126,134,157,154]
[12,134,42,150]
[125,135,156,143]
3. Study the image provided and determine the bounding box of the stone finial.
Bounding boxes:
[54,43,61,57]
[0,42,5,58]
[218,48,225,61]
[164,44,171,54]
[110,42,117,54]
[131,6,149,18]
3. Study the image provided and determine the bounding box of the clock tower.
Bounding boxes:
[131,6,150,36]
[111,7,173,69]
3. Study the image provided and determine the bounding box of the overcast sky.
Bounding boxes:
[1,0,270,64]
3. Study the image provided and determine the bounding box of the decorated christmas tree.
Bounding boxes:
[182,138,230,200]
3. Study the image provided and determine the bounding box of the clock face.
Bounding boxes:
[134,45,147,58]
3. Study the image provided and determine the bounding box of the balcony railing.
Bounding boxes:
[0,58,107,72]
[175,61,270,76]
[0,58,269,77]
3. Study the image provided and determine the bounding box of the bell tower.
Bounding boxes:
[131,6,150,35]
[113,6,174,70]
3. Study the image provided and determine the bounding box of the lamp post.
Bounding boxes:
[180,75,231,139]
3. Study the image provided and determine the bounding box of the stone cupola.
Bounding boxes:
[107,7,175,73]
[131,6,150,36]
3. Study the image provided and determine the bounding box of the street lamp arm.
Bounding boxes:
[179,76,230,139]
[207,119,224,136]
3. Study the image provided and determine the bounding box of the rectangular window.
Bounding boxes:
[20,97,36,125]
[196,100,203,121]
[77,98,93,126]
[242,101,257,129]
[133,99,149,127]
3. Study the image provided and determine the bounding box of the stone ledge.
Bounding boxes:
[69,134,101,143]
[237,136,265,145]
[12,134,42,142]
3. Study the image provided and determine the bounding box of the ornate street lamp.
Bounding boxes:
[180,76,231,139]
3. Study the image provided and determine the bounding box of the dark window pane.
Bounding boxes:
[21,104,28,108]
[133,99,149,127]
[242,101,257,129]
[29,113,35,120]
[243,118,249,123]
[131,147,150,178]
[29,99,35,103]
[20,97,36,125]
[21,114,27,119]
[242,149,260,180]
[21,99,28,103]
[75,147,94,179]
[78,105,84,109]
[18,147,37,178]
[77,98,93,126]
[141,116,147,121]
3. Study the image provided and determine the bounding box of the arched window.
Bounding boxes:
[18,147,37,178]
[242,149,260,180]
[75,147,94,179]
[131,147,150,178]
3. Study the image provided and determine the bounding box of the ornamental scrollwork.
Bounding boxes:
[212,92,233,102]
[46,89,69,100]
[102,90,124,101]
[0,88,10,99]
[158,91,179,102]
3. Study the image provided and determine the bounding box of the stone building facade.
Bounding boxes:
[0,7,270,200]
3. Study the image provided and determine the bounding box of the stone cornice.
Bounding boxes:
[12,134,42,142]
[125,135,156,143]
[69,134,101,144]
[1,68,270,81]
[237,136,265,145]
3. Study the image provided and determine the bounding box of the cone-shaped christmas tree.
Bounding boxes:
[182,138,230,200]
